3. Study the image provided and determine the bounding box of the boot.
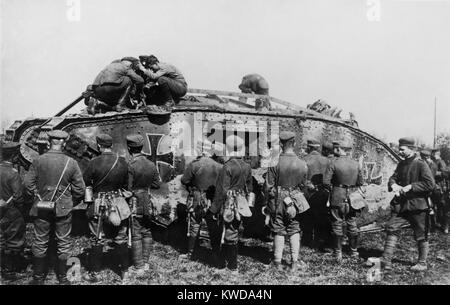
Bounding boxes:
[411,240,428,272]
[86,98,98,115]
[115,85,132,112]
[142,237,152,270]
[272,260,284,271]
[444,216,449,234]
[56,258,70,285]
[116,244,130,281]
[349,235,359,258]
[180,236,197,260]
[227,244,238,271]
[332,235,343,263]
[0,252,16,280]
[29,256,47,285]
[131,241,144,269]
[381,235,398,271]
[83,245,102,283]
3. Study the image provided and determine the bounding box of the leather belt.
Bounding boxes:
[333,184,357,189]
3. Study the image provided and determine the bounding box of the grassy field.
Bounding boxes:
[2,218,449,285]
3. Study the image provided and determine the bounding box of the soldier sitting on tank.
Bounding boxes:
[238,74,272,111]
[83,57,145,114]
[137,55,187,111]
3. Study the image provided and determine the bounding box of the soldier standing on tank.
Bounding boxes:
[180,143,222,261]
[0,142,26,280]
[303,139,332,252]
[431,148,449,233]
[24,130,85,285]
[126,134,161,274]
[83,133,130,282]
[323,141,364,263]
[238,74,271,111]
[264,131,309,272]
[381,137,435,272]
[208,135,253,272]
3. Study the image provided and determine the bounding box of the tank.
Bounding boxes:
[3,88,400,233]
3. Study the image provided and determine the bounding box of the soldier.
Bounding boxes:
[180,143,222,261]
[303,139,332,252]
[24,130,85,285]
[382,137,435,272]
[323,141,364,263]
[209,135,253,272]
[238,74,271,111]
[85,58,145,113]
[138,55,187,109]
[431,148,449,233]
[0,142,26,280]
[126,134,161,274]
[322,142,335,159]
[264,131,308,272]
[83,133,130,282]
[420,149,438,232]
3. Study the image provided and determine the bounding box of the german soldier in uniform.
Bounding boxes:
[24,130,85,284]
[382,138,435,272]
[126,134,161,274]
[264,131,308,272]
[0,142,26,280]
[323,141,364,263]
[431,148,449,233]
[209,135,253,272]
[181,142,222,261]
[420,149,438,232]
[303,139,332,252]
[83,133,130,282]
[238,74,271,111]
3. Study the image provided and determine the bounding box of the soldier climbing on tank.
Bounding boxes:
[238,74,271,111]
[83,57,145,114]
[137,55,187,111]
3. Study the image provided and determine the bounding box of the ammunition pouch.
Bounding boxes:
[92,191,131,226]
[222,189,252,223]
[348,190,367,210]
[277,187,310,218]
[188,190,211,222]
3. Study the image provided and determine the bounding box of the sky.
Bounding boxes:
[1,0,450,145]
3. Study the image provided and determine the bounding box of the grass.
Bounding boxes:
[2,214,449,285]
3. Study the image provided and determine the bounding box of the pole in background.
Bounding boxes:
[433,97,437,148]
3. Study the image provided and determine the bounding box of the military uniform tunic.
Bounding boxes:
[181,156,222,237]
[83,151,129,245]
[265,152,308,236]
[386,156,435,241]
[24,150,85,259]
[302,150,331,245]
[128,153,160,242]
[211,157,253,245]
[323,155,364,237]
[0,161,26,254]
